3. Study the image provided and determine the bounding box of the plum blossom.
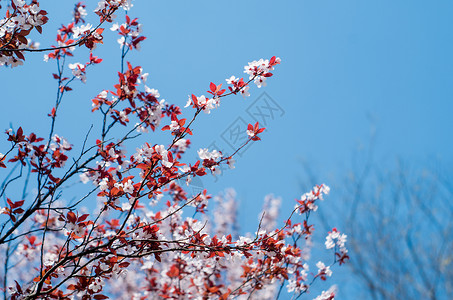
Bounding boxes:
[89,277,104,293]
[325,228,347,252]
[66,222,84,237]
[197,148,221,161]
[174,138,189,152]
[43,252,58,266]
[68,62,87,83]
[316,261,332,277]
[254,75,267,88]
[235,236,252,247]
[73,4,87,22]
[99,177,109,191]
[240,85,250,97]
[169,120,180,131]
[145,87,160,98]
[155,144,173,168]
[110,22,122,31]
[227,157,235,169]
[0,0,48,62]
[226,75,238,84]
[314,285,337,300]
[72,23,92,38]
[123,179,134,193]
[185,95,220,113]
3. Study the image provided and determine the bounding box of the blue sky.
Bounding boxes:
[1,0,452,298]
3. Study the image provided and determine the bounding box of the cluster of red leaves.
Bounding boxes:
[3,199,25,223]
[73,2,86,25]
[5,127,71,188]
[115,15,146,50]
[247,122,266,141]
[162,114,192,137]
[207,82,226,97]
[0,1,48,65]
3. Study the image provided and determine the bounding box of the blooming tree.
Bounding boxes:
[0,1,347,299]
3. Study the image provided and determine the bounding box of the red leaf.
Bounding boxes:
[27,235,36,245]
[15,51,25,60]
[48,107,56,117]
[78,214,89,222]
[67,212,77,223]
[210,82,216,93]
[270,56,276,65]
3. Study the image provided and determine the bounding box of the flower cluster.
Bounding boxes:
[325,228,349,265]
[314,285,337,300]
[244,56,281,88]
[296,183,331,214]
[72,2,87,25]
[0,3,347,299]
[0,0,48,67]
[110,15,146,50]
[198,148,223,174]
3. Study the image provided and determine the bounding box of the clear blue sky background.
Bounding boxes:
[1,1,452,298]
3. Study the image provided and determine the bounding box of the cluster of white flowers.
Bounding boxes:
[287,278,304,294]
[173,138,189,152]
[296,184,331,212]
[240,85,250,97]
[65,221,84,237]
[68,62,87,83]
[0,0,47,67]
[88,277,104,293]
[168,120,180,131]
[43,252,58,267]
[95,0,133,13]
[135,98,165,133]
[325,228,347,252]
[314,285,337,300]
[154,145,173,168]
[235,236,252,247]
[243,57,281,88]
[50,134,72,152]
[73,4,87,20]
[111,21,143,49]
[316,261,333,277]
[144,86,159,98]
[197,148,221,161]
[26,39,40,50]
[118,110,128,122]
[197,148,222,175]
[132,143,153,163]
[225,75,251,97]
[114,179,134,194]
[72,23,93,39]
[185,95,220,114]
[246,128,254,139]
